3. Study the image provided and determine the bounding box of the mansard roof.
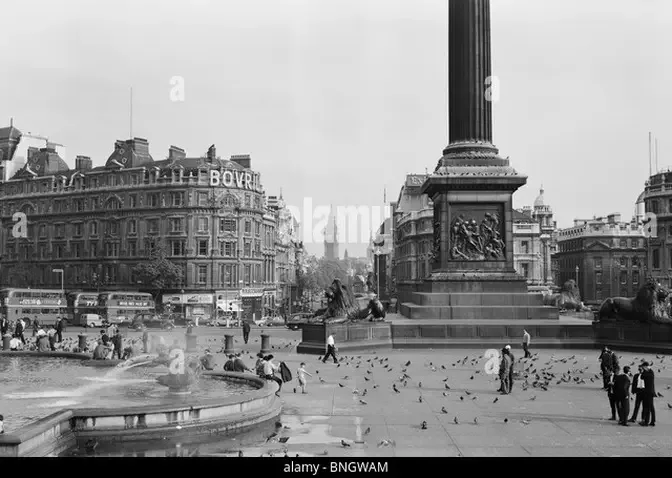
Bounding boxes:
[11,147,69,179]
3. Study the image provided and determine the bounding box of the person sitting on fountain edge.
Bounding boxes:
[233,353,252,373]
[93,340,109,360]
[100,329,110,346]
[255,353,265,377]
[263,354,282,396]
[200,349,216,371]
[223,355,236,372]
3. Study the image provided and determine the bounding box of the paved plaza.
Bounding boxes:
[77,325,672,458]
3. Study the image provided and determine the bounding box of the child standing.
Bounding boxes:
[297,362,312,394]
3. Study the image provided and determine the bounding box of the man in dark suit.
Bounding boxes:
[640,361,656,427]
[506,346,515,392]
[0,316,8,336]
[613,366,631,426]
[242,320,251,344]
[629,364,645,423]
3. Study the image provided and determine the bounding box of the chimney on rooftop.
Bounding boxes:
[230,154,251,169]
[169,145,186,161]
[75,155,92,170]
[207,144,216,162]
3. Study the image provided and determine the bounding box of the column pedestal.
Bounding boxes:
[78,334,88,352]
[2,335,11,351]
[260,334,271,355]
[223,335,235,355]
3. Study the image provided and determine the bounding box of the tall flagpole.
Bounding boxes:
[649,132,652,176]
[655,138,659,172]
[130,87,133,139]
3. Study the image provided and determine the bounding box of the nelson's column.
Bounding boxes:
[399,0,558,323]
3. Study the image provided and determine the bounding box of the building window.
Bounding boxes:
[105,243,119,257]
[148,194,159,208]
[54,244,64,259]
[220,242,235,257]
[74,223,83,237]
[39,224,46,238]
[620,256,627,267]
[255,222,260,236]
[620,239,627,248]
[255,264,261,282]
[91,197,99,210]
[245,220,251,235]
[107,221,119,235]
[131,175,139,185]
[633,271,640,284]
[128,220,137,235]
[106,198,121,210]
[74,199,84,212]
[594,257,602,269]
[108,175,117,187]
[198,217,209,232]
[254,240,261,256]
[620,271,627,284]
[89,242,98,257]
[129,194,137,208]
[653,249,660,269]
[223,264,233,286]
[521,241,529,254]
[148,219,159,234]
[72,243,82,258]
[39,245,47,259]
[170,218,184,233]
[90,221,98,236]
[244,241,251,257]
[596,272,602,285]
[244,264,251,285]
[221,218,236,233]
[55,224,65,238]
[596,289,603,301]
[128,241,137,257]
[171,240,186,256]
[197,265,208,284]
[198,192,208,206]
[198,240,209,256]
[521,263,529,278]
[651,200,659,214]
[171,192,183,207]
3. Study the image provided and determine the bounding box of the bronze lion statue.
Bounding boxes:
[314,279,386,324]
[543,279,587,311]
[597,278,672,324]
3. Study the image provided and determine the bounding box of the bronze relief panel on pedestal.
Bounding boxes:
[449,204,505,261]
[430,205,441,264]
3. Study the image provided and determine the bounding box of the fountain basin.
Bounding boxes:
[0,353,282,457]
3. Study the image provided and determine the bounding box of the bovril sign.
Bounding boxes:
[210,169,262,192]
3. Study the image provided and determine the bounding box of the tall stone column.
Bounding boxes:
[448,0,493,148]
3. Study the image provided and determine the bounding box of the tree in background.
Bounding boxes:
[132,244,184,301]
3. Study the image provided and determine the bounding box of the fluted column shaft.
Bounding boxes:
[448,0,493,145]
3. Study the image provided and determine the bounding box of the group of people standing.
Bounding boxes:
[602,346,657,427]
[1,316,65,350]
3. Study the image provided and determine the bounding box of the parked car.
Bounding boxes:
[215,315,241,327]
[263,316,286,327]
[106,315,131,326]
[131,313,175,330]
[253,317,267,327]
[286,312,313,330]
[83,314,105,328]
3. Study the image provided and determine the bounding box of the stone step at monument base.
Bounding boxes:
[410,292,545,307]
[399,303,558,320]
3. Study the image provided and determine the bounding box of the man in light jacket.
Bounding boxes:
[322,334,338,364]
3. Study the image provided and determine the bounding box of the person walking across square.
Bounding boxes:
[522,330,531,358]
[322,335,338,364]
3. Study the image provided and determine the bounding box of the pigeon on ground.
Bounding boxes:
[421,421,427,430]
[341,440,350,448]
[441,406,448,414]
[453,416,459,424]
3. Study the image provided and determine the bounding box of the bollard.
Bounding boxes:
[78,333,88,352]
[260,334,270,355]
[185,333,198,353]
[2,335,11,351]
[223,335,234,355]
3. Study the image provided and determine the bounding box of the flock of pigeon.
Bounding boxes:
[251,348,672,456]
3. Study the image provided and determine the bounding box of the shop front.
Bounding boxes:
[240,287,264,323]
[162,293,214,323]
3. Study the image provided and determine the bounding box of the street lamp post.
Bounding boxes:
[53,268,64,292]
[374,248,382,297]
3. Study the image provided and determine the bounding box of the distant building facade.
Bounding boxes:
[639,170,672,287]
[553,214,645,304]
[392,174,432,298]
[268,194,301,316]
[0,127,279,321]
[513,187,557,286]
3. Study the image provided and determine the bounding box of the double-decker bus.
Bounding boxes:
[0,288,69,326]
[67,292,101,326]
[98,292,155,322]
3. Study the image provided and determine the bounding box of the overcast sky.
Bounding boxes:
[2,0,670,258]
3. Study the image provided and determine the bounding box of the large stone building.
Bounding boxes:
[513,187,556,286]
[0,126,281,321]
[391,174,433,293]
[553,214,645,304]
[638,170,672,287]
[268,194,301,316]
